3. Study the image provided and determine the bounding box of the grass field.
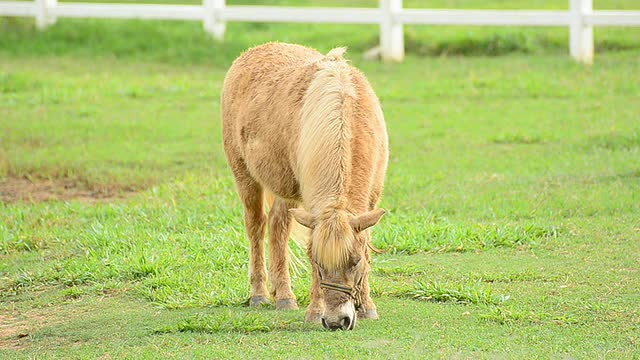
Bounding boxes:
[1,0,640,358]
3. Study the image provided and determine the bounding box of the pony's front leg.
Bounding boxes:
[268,199,298,310]
[357,270,379,320]
[304,262,324,323]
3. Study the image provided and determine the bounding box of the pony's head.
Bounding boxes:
[290,207,385,330]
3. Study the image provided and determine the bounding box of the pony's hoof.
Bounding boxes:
[304,312,323,323]
[358,309,379,320]
[249,295,271,307]
[275,299,298,310]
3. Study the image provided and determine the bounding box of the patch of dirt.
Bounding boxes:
[0,310,61,350]
[0,177,136,203]
[0,313,30,350]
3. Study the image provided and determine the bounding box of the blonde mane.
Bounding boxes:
[310,209,354,271]
[297,49,356,270]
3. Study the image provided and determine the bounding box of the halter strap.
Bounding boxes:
[320,282,354,296]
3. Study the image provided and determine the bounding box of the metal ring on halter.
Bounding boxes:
[319,282,354,297]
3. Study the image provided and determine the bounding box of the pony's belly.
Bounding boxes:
[252,166,301,201]
[244,142,301,201]
[261,177,301,201]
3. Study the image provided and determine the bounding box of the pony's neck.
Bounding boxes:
[297,59,355,212]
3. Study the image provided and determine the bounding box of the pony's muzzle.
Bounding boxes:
[322,314,355,331]
[321,302,356,331]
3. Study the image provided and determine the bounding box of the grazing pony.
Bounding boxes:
[221,43,388,330]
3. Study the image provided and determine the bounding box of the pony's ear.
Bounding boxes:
[289,208,316,229]
[350,209,386,233]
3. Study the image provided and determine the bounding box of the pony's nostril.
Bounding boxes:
[322,315,355,331]
[341,316,351,329]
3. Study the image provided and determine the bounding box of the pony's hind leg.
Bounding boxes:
[268,198,298,310]
[231,163,270,307]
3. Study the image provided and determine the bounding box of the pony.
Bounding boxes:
[221,42,388,330]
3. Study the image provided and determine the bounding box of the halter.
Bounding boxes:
[319,282,354,297]
[315,260,365,307]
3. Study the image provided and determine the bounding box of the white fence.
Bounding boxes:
[1,0,640,63]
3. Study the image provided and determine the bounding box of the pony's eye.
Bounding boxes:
[351,257,362,267]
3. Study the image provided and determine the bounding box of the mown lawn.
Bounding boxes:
[1,1,640,358]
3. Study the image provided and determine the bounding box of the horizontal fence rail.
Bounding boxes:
[222,6,380,24]
[1,0,639,63]
[0,1,35,16]
[584,11,640,26]
[52,3,204,20]
[397,10,572,26]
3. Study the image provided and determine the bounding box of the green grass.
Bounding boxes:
[1,0,640,358]
[2,0,640,64]
[400,280,505,305]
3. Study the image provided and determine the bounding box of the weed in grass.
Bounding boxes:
[154,312,271,334]
[376,215,558,254]
[586,129,640,151]
[374,264,431,277]
[0,232,45,253]
[399,280,505,306]
[479,305,581,326]
[0,72,42,94]
[89,280,127,296]
[60,286,85,300]
[478,305,526,324]
[466,270,555,283]
[153,311,311,335]
[492,133,545,145]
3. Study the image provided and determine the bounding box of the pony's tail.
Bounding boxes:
[263,191,309,277]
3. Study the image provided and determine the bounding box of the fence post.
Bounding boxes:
[204,0,225,41]
[35,0,57,30]
[569,0,593,64]
[380,0,404,62]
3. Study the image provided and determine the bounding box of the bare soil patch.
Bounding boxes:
[0,309,62,350]
[0,313,30,350]
[0,177,136,203]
